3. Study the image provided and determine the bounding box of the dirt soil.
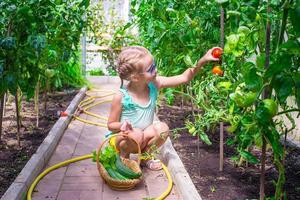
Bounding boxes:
[157,101,300,200]
[0,90,78,197]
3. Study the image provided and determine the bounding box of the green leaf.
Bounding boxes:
[280,40,300,55]
[165,88,175,105]
[226,138,235,146]
[264,128,283,158]
[239,150,259,164]
[293,73,300,109]
[79,0,90,8]
[256,54,266,69]
[244,66,263,92]
[215,0,229,4]
[272,75,294,103]
[200,133,212,145]
[289,6,300,36]
[265,54,291,78]
[227,10,241,17]
[91,151,97,162]
[183,55,194,66]
[217,81,232,90]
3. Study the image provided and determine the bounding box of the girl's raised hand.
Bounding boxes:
[202,47,222,62]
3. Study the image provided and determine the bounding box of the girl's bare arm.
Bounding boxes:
[154,47,220,89]
[107,92,123,132]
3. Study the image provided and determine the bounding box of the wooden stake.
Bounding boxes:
[260,137,266,200]
[15,92,20,147]
[219,122,224,171]
[35,79,40,127]
[219,6,225,172]
[0,94,4,141]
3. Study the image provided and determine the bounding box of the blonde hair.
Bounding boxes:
[117,46,151,87]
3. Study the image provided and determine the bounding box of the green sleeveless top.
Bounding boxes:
[119,82,158,130]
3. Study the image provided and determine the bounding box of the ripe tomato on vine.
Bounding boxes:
[212,65,223,76]
[212,47,223,59]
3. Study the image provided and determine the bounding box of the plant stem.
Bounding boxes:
[276,108,300,116]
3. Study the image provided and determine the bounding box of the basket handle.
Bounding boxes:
[96,132,141,166]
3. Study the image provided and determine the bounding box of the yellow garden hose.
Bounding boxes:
[27,154,92,200]
[26,89,173,200]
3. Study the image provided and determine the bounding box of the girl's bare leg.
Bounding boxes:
[143,122,169,151]
[115,122,169,170]
[115,128,143,158]
[141,122,169,170]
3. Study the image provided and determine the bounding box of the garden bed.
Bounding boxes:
[157,100,300,200]
[0,90,78,197]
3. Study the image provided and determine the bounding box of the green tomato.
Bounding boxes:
[230,91,257,107]
[229,91,244,107]
[217,81,232,90]
[255,14,261,21]
[262,99,278,117]
[45,69,55,78]
[237,26,251,35]
[255,99,278,122]
[242,92,257,107]
[226,34,239,49]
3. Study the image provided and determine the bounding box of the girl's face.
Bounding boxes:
[138,55,157,82]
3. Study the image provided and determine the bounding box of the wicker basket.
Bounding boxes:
[96,133,143,190]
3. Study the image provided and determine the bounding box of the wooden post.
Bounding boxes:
[219,6,225,172]
[15,92,20,147]
[219,122,224,171]
[260,137,266,200]
[0,94,4,141]
[3,93,6,118]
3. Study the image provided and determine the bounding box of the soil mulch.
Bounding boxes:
[0,89,78,197]
[157,101,300,200]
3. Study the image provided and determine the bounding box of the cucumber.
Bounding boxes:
[105,167,120,180]
[115,155,142,179]
[105,167,129,180]
[113,170,129,180]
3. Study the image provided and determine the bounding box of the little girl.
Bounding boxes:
[107,46,219,170]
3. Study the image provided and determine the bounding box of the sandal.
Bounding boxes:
[141,159,163,171]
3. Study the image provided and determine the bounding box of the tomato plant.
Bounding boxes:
[0,0,90,141]
[130,0,300,198]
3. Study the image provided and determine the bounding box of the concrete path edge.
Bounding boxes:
[158,138,202,200]
[1,87,87,200]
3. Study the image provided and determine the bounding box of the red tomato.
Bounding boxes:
[212,66,224,76]
[212,48,223,59]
